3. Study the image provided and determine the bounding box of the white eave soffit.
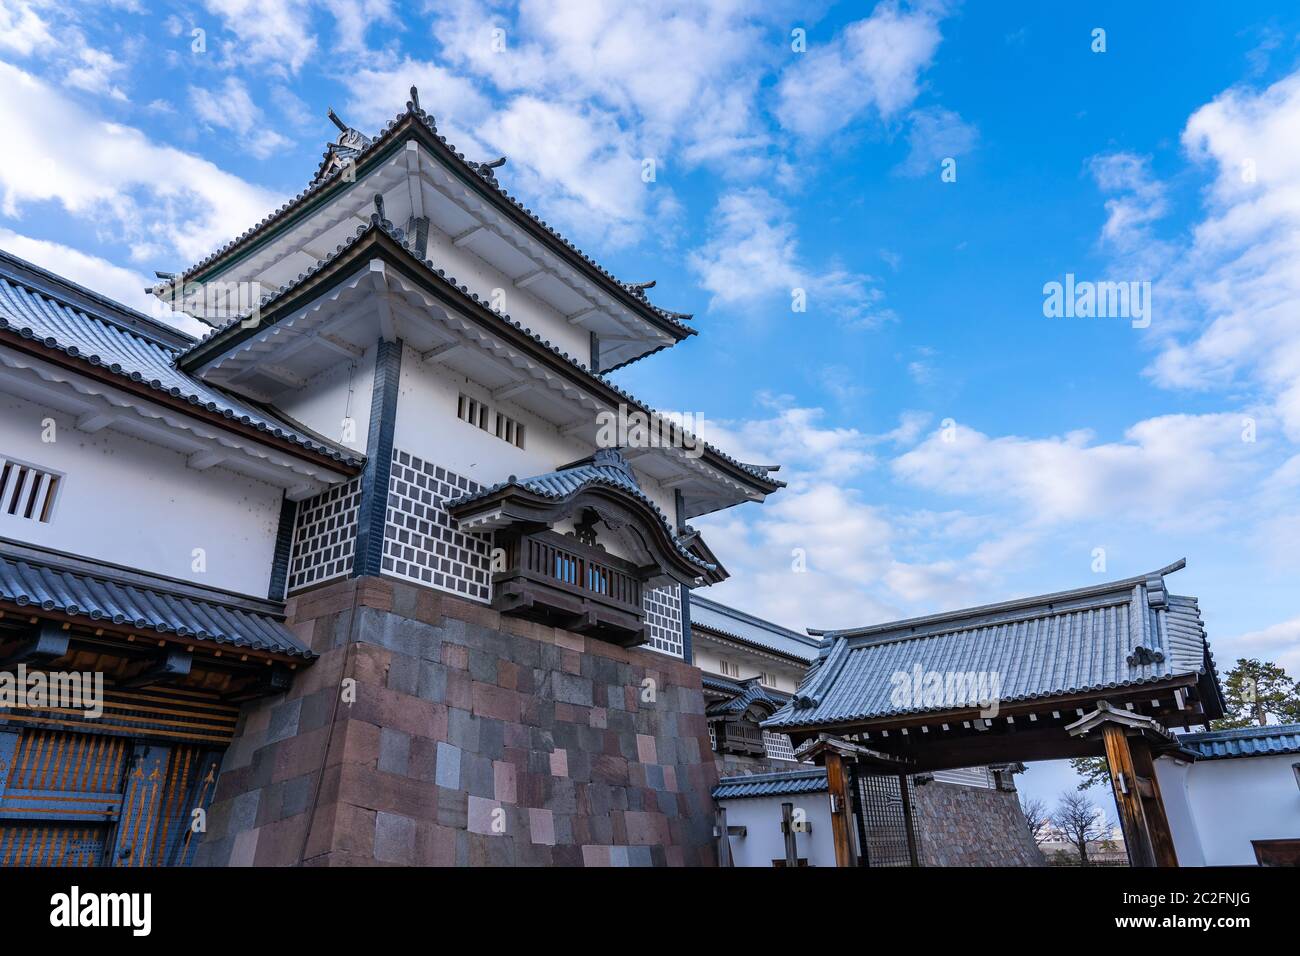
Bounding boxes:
[0,349,349,500]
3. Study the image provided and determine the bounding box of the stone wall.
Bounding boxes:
[197,576,719,867]
[910,779,1045,867]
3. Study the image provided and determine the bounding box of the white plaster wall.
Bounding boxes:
[392,344,591,485]
[0,393,282,597]
[1155,753,1300,865]
[273,342,376,456]
[719,794,837,867]
[693,639,804,693]
[1153,759,1207,867]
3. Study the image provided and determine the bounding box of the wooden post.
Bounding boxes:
[1129,736,1179,867]
[780,801,799,867]
[1101,724,1156,868]
[897,773,920,867]
[716,806,732,867]
[824,750,857,868]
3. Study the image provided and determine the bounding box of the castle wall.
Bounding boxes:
[910,779,1045,867]
[197,575,719,867]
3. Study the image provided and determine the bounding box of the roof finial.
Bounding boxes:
[327,107,348,133]
[409,85,420,111]
[373,193,386,221]
[629,280,656,292]
[482,156,506,170]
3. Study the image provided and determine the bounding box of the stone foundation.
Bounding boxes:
[911,780,1045,867]
[197,576,719,867]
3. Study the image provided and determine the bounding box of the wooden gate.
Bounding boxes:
[0,683,231,867]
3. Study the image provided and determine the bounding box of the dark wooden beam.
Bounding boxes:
[825,750,857,868]
[1129,735,1179,867]
[119,649,193,689]
[0,619,71,668]
[1102,723,1156,868]
[716,806,732,867]
[780,801,799,868]
[898,773,920,867]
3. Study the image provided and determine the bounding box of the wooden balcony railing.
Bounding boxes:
[492,530,646,645]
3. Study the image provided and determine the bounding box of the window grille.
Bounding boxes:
[0,457,62,523]
[457,394,488,430]
[494,411,525,448]
[762,731,796,761]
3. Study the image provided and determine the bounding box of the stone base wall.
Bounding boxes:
[197,576,719,867]
[911,780,1045,867]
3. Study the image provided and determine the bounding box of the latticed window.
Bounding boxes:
[457,394,488,430]
[494,411,525,448]
[0,457,61,524]
[762,731,796,761]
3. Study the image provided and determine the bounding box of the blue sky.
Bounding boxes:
[3,0,1300,810]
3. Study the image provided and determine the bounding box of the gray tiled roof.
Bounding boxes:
[446,449,715,571]
[0,251,361,467]
[172,216,781,496]
[702,673,746,696]
[0,545,312,659]
[168,93,696,357]
[691,594,820,663]
[712,768,826,800]
[765,561,1219,731]
[706,678,789,717]
[1176,724,1300,759]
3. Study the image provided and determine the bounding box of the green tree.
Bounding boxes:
[1069,755,1110,791]
[1213,658,1300,729]
[1069,659,1300,789]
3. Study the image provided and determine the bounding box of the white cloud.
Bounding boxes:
[0,61,282,266]
[1129,70,1300,441]
[774,0,946,140]
[896,105,976,177]
[65,43,128,101]
[892,412,1263,527]
[189,77,292,159]
[1088,152,1168,252]
[693,401,1043,631]
[0,1,54,55]
[1227,615,1300,676]
[689,188,892,326]
[202,0,317,74]
[426,0,778,164]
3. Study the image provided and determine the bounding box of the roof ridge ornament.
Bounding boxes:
[326,107,372,152]
[468,155,507,183]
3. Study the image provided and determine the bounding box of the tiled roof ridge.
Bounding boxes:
[811,560,1188,642]
[717,767,824,785]
[0,249,194,349]
[1178,722,1300,741]
[0,548,313,659]
[0,272,362,467]
[690,594,821,647]
[175,214,780,488]
[165,92,695,339]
